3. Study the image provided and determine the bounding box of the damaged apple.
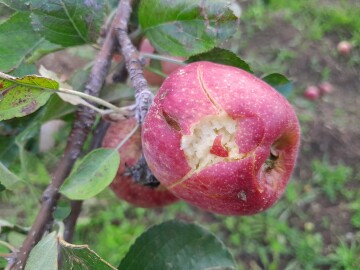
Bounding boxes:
[142,61,300,215]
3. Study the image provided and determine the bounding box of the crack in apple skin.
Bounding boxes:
[197,65,222,113]
[168,66,267,191]
[142,61,301,215]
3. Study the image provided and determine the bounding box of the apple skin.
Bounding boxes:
[102,118,179,208]
[318,82,333,95]
[140,39,184,85]
[142,61,300,215]
[337,41,352,56]
[304,85,320,100]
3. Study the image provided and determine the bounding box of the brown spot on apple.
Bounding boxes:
[162,110,181,131]
[237,190,247,201]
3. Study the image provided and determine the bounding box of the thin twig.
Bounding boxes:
[141,53,185,65]
[115,124,139,151]
[62,201,83,243]
[115,0,154,123]
[10,3,125,269]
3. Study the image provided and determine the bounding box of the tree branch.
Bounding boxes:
[115,0,154,123]
[10,3,125,269]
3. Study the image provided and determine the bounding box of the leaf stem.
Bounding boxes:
[0,240,16,252]
[57,88,120,112]
[0,71,123,113]
[0,253,12,258]
[141,52,185,66]
[115,124,139,151]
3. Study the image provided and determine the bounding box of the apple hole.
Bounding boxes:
[181,113,241,171]
[264,147,279,172]
[162,110,181,131]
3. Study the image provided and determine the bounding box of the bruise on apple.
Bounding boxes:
[142,61,300,215]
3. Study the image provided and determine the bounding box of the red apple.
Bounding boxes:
[102,118,179,208]
[142,61,300,215]
[140,38,184,85]
[337,41,352,56]
[318,81,333,95]
[304,85,320,100]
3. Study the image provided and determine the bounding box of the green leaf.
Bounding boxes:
[14,118,40,146]
[60,239,117,270]
[187,47,253,73]
[25,232,58,270]
[0,258,6,268]
[0,72,58,120]
[0,161,23,190]
[60,148,120,200]
[262,73,290,86]
[0,12,41,71]
[139,0,239,57]
[0,136,19,167]
[31,0,106,47]
[262,73,293,97]
[118,220,236,270]
[101,84,135,103]
[53,201,71,221]
[0,183,5,192]
[0,0,31,11]
[40,94,75,122]
[19,149,51,185]
[0,219,29,234]
[8,63,37,77]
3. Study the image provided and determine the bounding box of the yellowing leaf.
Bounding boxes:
[0,72,58,120]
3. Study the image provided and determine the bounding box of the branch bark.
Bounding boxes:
[115,0,154,123]
[10,3,124,269]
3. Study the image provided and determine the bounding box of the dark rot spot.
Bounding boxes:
[0,82,3,88]
[264,148,279,172]
[210,134,229,157]
[162,110,181,131]
[20,100,38,115]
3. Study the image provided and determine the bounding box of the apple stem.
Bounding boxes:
[115,124,139,151]
[141,53,186,66]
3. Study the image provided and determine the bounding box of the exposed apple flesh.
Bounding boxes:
[142,61,300,215]
[102,118,178,208]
